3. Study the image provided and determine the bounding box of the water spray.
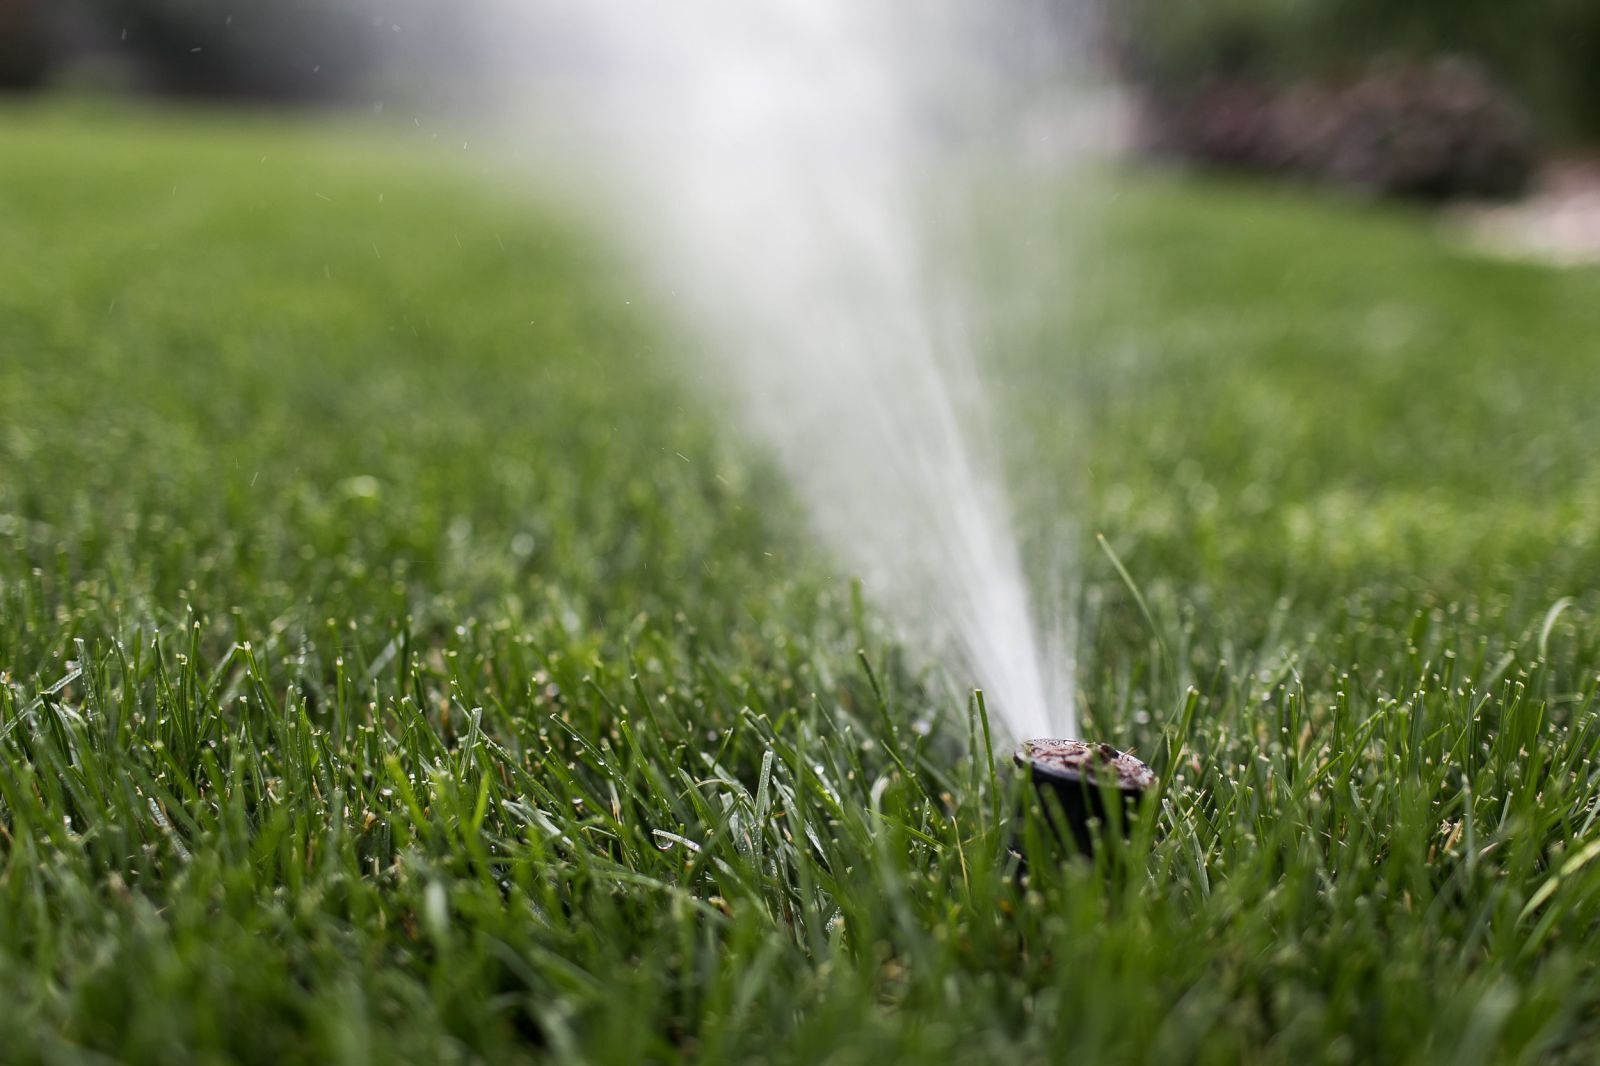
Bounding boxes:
[479,1,1091,745]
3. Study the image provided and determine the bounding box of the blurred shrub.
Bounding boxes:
[0,0,53,90]
[1288,62,1534,199]
[1119,0,1600,144]
[1142,59,1536,200]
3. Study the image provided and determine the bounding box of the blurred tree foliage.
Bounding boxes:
[1118,0,1600,141]
[90,0,383,102]
[0,0,53,90]
[7,0,483,105]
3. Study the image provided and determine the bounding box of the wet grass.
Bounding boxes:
[2,104,1599,1063]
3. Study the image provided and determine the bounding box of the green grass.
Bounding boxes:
[2,102,1599,1064]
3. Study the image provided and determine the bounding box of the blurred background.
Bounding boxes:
[6,0,1600,201]
[7,0,1600,264]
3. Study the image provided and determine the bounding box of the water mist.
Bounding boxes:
[483,1,1098,744]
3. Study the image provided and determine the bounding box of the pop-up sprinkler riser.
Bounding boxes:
[1014,738,1154,857]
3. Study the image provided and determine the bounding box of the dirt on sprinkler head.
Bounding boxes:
[1016,738,1155,793]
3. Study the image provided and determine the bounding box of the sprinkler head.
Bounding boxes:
[1014,739,1154,858]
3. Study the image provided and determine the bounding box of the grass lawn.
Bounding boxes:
[2,102,1599,1064]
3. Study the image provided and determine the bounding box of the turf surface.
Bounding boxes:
[2,104,1599,1063]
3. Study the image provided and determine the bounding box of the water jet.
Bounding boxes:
[489,1,1083,745]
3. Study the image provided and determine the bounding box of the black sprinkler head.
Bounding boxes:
[1014,738,1154,857]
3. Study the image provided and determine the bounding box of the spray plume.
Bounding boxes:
[483,1,1089,741]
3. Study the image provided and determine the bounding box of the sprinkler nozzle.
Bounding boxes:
[1014,739,1154,857]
